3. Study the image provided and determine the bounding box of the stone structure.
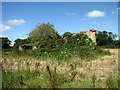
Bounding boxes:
[64,37,68,44]
[19,45,24,51]
[32,46,37,50]
[80,29,96,44]
[64,29,97,44]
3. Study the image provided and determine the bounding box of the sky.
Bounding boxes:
[1,2,119,46]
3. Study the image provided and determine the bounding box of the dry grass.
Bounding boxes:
[2,49,119,88]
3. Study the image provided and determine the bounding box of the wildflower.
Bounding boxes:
[75,55,77,57]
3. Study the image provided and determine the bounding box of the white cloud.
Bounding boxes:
[92,21,111,25]
[80,18,88,20]
[0,24,11,32]
[0,24,11,37]
[112,11,120,15]
[117,7,120,10]
[66,12,76,16]
[86,10,105,18]
[0,34,7,37]
[112,11,118,14]
[112,11,116,14]
[112,8,120,15]
[7,19,26,25]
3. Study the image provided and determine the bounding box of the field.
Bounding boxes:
[2,49,119,88]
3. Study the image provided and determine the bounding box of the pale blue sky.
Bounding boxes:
[2,2,119,45]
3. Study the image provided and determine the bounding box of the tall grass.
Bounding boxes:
[2,47,118,88]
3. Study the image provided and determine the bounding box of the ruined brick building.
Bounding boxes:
[80,29,96,44]
[72,29,96,44]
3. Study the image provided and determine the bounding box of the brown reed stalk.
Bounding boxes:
[70,73,76,81]
[20,75,26,86]
[92,73,96,89]
[1,61,4,72]
[46,65,55,88]
[54,67,57,88]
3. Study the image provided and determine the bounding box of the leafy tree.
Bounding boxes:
[1,37,11,48]
[96,30,117,46]
[63,32,73,38]
[28,22,61,47]
[14,38,30,48]
[114,40,120,46]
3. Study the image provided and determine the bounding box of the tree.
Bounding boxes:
[96,31,106,46]
[28,22,61,47]
[1,37,11,48]
[96,30,117,46]
[14,38,30,48]
[63,32,73,38]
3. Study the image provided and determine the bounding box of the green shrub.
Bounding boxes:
[105,76,118,88]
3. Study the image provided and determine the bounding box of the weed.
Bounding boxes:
[19,75,27,86]
[105,76,118,88]
[46,65,57,88]
[70,71,77,81]
[91,73,96,89]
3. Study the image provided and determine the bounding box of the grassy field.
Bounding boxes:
[2,49,119,88]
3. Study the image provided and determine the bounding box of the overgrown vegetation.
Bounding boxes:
[2,23,113,61]
[1,22,119,88]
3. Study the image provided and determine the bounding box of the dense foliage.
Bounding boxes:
[28,22,61,47]
[1,37,11,48]
[96,30,120,48]
[14,38,31,48]
[63,32,73,38]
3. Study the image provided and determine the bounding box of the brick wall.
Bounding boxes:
[80,29,96,44]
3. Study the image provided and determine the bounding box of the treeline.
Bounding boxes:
[96,30,120,48]
[2,22,117,60]
[1,23,119,49]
